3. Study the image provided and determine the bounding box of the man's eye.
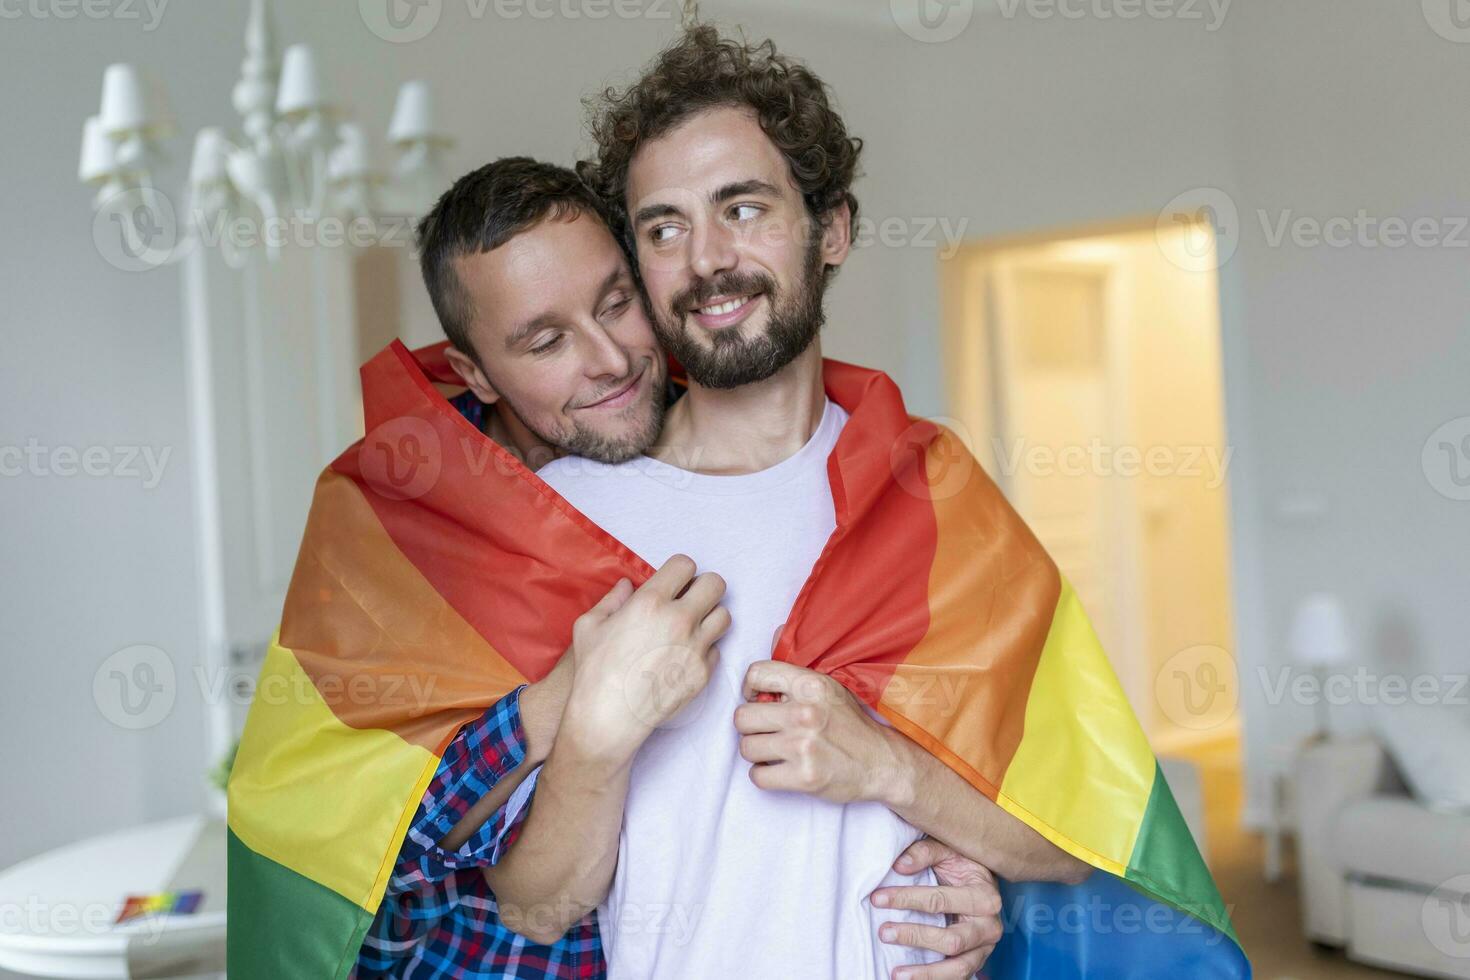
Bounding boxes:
[530,335,563,355]
[602,298,632,319]
[649,224,680,244]
[731,204,762,222]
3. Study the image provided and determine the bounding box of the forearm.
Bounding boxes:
[874,728,1091,884]
[438,653,572,852]
[483,720,634,944]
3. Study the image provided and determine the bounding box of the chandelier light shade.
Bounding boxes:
[98,63,150,136]
[82,0,452,267]
[388,80,445,147]
[189,127,232,188]
[99,63,174,140]
[276,43,329,120]
[78,115,116,185]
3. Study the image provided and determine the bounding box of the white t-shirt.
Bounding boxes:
[535,399,942,980]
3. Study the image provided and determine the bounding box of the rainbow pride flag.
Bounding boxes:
[227,339,1250,978]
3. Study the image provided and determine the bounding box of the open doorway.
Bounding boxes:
[940,215,1245,888]
[940,216,1400,980]
[941,218,1237,750]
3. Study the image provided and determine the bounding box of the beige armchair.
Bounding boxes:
[1293,736,1470,978]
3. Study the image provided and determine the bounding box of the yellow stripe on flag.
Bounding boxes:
[227,639,441,910]
[998,578,1156,874]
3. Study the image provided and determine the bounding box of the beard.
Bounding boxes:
[557,390,666,463]
[495,358,667,465]
[651,233,827,391]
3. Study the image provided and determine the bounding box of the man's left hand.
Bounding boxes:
[735,660,898,805]
[871,838,1004,979]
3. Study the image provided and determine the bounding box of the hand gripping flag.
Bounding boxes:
[227,340,1250,979]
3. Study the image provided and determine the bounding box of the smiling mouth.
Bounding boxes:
[697,295,754,315]
[689,292,763,327]
[578,365,646,411]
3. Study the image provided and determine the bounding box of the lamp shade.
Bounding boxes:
[1288,593,1351,667]
[79,115,116,184]
[99,64,151,136]
[387,80,447,146]
[276,44,328,117]
[189,127,231,187]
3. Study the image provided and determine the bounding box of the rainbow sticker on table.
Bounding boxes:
[115,890,204,925]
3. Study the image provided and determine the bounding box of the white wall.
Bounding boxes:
[2,0,1466,878]
[1218,0,1470,819]
[862,0,1470,820]
[0,0,914,873]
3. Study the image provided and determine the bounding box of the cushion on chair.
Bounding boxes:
[1374,700,1470,814]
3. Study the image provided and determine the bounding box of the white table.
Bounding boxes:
[1263,737,1317,883]
[0,816,225,979]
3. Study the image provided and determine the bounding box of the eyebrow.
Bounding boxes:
[503,264,628,351]
[632,178,782,227]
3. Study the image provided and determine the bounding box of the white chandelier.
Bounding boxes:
[80,0,453,269]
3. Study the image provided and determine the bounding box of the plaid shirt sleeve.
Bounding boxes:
[356,684,542,972]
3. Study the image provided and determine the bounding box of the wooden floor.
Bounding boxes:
[1179,734,1406,980]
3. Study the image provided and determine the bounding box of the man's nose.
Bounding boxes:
[583,324,633,380]
[689,216,738,283]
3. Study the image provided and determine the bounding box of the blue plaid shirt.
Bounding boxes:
[353,685,604,978]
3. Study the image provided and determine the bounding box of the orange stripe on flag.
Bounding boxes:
[280,469,524,751]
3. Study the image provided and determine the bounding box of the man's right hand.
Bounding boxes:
[563,554,729,761]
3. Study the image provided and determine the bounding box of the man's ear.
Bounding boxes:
[444,345,502,406]
[818,200,853,270]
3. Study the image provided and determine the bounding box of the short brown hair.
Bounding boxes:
[416,157,608,360]
[580,25,862,257]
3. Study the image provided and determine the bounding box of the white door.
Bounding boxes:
[984,254,1149,716]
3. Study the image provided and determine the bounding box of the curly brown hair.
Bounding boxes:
[580,24,862,260]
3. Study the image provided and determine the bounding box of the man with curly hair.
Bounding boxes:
[357,158,1020,980]
[483,25,1090,980]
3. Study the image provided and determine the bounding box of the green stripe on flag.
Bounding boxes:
[227,828,374,980]
[1125,762,1239,945]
